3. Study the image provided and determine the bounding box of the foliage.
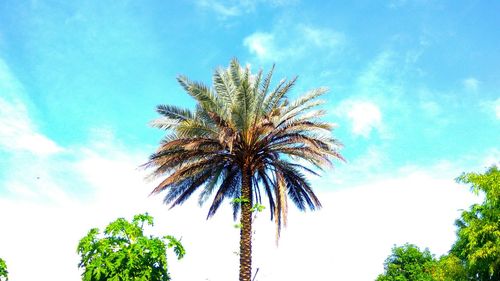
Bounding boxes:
[377,166,499,281]
[376,245,471,281]
[432,254,468,281]
[376,243,437,281]
[451,166,500,280]
[144,58,343,281]
[77,213,185,281]
[0,258,7,281]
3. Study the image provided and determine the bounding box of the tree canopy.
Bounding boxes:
[77,213,185,281]
[376,243,436,281]
[432,254,468,281]
[0,258,7,281]
[451,165,500,280]
[377,166,499,281]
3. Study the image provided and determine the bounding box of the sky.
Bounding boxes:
[0,0,499,280]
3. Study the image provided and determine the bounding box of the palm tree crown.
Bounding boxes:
[145,59,343,281]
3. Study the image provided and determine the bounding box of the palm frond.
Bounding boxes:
[168,169,215,208]
[177,76,221,113]
[145,59,344,245]
[213,68,236,107]
[257,169,276,221]
[279,87,328,119]
[156,104,194,121]
[263,76,297,115]
[207,166,241,218]
[274,170,288,239]
[149,117,181,130]
[151,156,228,194]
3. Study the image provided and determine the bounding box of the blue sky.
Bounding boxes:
[0,1,499,280]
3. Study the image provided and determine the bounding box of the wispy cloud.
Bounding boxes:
[335,99,384,138]
[0,59,62,156]
[356,51,395,96]
[496,98,500,120]
[480,97,500,121]
[420,100,441,117]
[301,26,344,48]
[243,32,276,60]
[197,0,241,17]
[0,126,156,280]
[243,25,345,62]
[196,0,297,18]
[491,98,500,120]
[264,163,480,280]
[463,77,480,92]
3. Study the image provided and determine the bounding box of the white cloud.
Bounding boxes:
[243,25,345,62]
[243,32,276,60]
[1,151,482,281]
[300,25,345,48]
[356,51,394,95]
[479,148,500,168]
[0,129,156,281]
[0,59,62,156]
[416,89,450,128]
[463,77,480,92]
[197,0,240,17]
[0,118,491,281]
[420,100,441,117]
[480,97,500,120]
[196,0,296,18]
[494,98,500,119]
[353,51,407,113]
[336,99,383,137]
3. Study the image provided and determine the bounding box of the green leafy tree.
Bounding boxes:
[144,59,343,281]
[0,258,8,281]
[451,166,500,280]
[376,243,437,281]
[432,254,468,281]
[77,213,185,281]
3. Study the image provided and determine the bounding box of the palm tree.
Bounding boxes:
[144,59,343,281]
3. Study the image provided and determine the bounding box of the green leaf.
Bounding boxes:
[250,203,266,212]
[77,213,184,281]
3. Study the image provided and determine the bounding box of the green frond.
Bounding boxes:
[213,68,236,107]
[176,119,217,137]
[156,104,194,121]
[149,117,181,130]
[278,101,328,128]
[259,64,275,99]
[262,78,285,113]
[229,58,242,88]
[263,77,295,115]
[274,119,333,136]
[177,76,221,113]
[281,87,328,117]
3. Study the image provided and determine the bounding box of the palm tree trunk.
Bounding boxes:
[239,165,252,281]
